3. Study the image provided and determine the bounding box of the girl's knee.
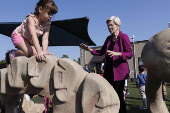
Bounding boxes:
[23,50,33,57]
[32,51,37,56]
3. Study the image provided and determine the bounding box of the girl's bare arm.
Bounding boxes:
[27,16,44,60]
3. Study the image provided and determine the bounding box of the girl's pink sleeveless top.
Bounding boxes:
[13,14,51,45]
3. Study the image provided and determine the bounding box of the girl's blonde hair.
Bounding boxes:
[34,0,58,15]
[106,16,121,26]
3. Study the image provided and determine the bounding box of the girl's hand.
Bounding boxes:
[79,43,93,52]
[107,50,122,57]
[36,51,46,61]
[43,51,54,55]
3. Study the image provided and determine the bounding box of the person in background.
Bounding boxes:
[162,81,168,102]
[83,64,90,73]
[80,16,132,113]
[123,79,129,100]
[100,64,104,77]
[136,65,147,109]
[93,66,97,73]
[100,69,104,77]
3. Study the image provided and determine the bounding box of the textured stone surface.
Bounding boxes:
[141,28,170,113]
[0,68,7,94]
[0,56,120,113]
[28,55,58,88]
[8,56,28,88]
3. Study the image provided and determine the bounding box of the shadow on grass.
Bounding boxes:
[126,97,148,113]
[126,97,141,100]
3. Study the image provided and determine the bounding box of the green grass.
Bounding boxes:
[31,96,44,103]
[126,82,170,113]
[32,82,170,113]
[126,82,148,113]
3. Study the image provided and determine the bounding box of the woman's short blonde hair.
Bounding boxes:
[106,16,121,26]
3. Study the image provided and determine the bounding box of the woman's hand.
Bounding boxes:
[107,50,122,57]
[80,43,93,52]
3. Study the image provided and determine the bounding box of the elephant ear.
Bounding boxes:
[53,58,87,102]
[7,56,28,88]
[28,55,58,88]
[82,73,120,113]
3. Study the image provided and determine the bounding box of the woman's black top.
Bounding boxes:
[104,39,116,81]
[106,40,116,64]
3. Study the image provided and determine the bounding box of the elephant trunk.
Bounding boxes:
[4,95,18,113]
[146,71,169,113]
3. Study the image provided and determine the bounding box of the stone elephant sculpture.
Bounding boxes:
[0,55,120,113]
[141,28,170,113]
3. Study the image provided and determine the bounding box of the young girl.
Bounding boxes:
[6,0,58,64]
[6,0,58,112]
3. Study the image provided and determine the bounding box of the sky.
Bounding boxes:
[0,0,170,61]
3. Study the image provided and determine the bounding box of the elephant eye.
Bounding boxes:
[57,61,65,70]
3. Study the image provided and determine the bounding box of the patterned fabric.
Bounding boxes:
[44,96,52,113]
[13,14,51,45]
[9,50,16,60]
[11,31,26,47]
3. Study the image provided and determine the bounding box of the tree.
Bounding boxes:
[77,57,80,64]
[73,57,80,64]
[0,60,6,64]
[0,60,6,69]
[61,54,69,58]
[61,55,80,65]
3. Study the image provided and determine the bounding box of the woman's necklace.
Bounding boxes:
[112,30,119,42]
[112,35,117,42]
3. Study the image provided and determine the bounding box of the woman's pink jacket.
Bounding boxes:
[91,31,132,81]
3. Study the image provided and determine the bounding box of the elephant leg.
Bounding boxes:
[146,71,168,113]
[4,95,19,113]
